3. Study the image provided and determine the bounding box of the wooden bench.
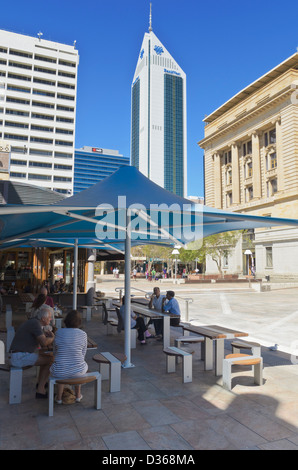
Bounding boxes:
[222,353,263,391]
[0,363,33,404]
[163,346,193,383]
[93,352,126,392]
[48,372,101,416]
[231,339,261,356]
[174,336,205,363]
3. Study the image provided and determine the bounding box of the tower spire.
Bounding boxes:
[149,3,152,32]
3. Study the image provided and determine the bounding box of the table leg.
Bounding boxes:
[204,337,213,370]
[163,316,170,348]
[215,339,224,376]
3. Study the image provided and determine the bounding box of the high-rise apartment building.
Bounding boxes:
[131,11,187,197]
[0,29,79,194]
[74,146,129,193]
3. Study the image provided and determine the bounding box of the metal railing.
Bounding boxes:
[114,286,193,322]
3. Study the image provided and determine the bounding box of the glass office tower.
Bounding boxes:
[74,146,129,194]
[131,25,187,197]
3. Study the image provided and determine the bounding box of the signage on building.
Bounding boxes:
[0,140,11,153]
[92,148,103,153]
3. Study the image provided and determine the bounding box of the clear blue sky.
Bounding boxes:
[2,0,298,197]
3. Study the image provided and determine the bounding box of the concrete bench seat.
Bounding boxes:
[48,372,101,416]
[231,339,261,356]
[222,353,263,391]
[93,352,126,392]
[163,346,193,383]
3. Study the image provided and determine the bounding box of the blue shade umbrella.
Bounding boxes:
[0,166,298,367]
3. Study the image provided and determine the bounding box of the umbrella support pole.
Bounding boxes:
[123,209,134,369]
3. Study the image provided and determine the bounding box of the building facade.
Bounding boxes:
[0,29,79,194]
[131,20,187,197]
[74,146,130,193]
[199,52,298,280]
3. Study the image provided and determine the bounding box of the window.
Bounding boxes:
[4,133,28,141]
[9,61,32,70]
[56,116,74,123]
[54,151,72,158]
[269,152,277,169]
[28,173,51,180]
[226,167,232,185]
[7,84,30,93]
[246,186,253,202]
[30,137,53,144]
[267,178,278,197]
[6,96,30,105]
[33,77,55,86]
[243,140,252,156]
[29,149,52,157]
[226,192,233,207]
[8,72,31,81]
[58,82,75,89]
[32,101,54,109]
[31,113,54,121]
[224,150,231,164]
[31,124,53,132]
[264,128,276,147]
[265,247,273,268]
[10,159,27,166]
[58,71,75,79]
[244,161,252,178]
[58,59,76,68]
[10,49,32,58]
[54,176,72,182]
[29,161,52,168]
[34,54,56,63]
[57,93,74,101]
[56,105,74,112]
[55,128,73,135]
[5,121,29,129]
[10,172,26,178]
[33,89,55,97]
[55,140,73,146]
[34,66,56,75]
[6,109,29,117]
[54,164,72,170]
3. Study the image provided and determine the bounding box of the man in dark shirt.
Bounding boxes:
[10,309,55,398]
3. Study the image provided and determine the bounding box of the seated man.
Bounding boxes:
[119,295,153,344]
[40,286,54,308]
[9,309,55,399]
[148,286,165,337]
[154,290,181,339]
[162,291,181,326]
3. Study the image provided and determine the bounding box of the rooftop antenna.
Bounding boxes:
[73,40,77,48]
[149,3,152,32]
[37,32,43,41]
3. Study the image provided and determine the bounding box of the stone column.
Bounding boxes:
[214,153,222,208]
[251,131,261,199]
[275,117,284,191]
[231,143,240,205]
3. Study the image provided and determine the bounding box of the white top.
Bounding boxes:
[152,294,165,312]
[50,328,88,378]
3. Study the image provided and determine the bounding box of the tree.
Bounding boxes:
[199,231,241,276]
[131,244,173,272]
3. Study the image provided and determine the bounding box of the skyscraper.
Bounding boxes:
[0,29,79,195]
[131,7,187,197]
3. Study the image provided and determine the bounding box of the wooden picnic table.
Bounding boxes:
[182,324,248,376]
[112,300,178,348]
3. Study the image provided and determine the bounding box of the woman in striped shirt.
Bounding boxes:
[50,310,88,404]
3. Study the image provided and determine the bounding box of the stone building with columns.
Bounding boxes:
[199,52,298,280]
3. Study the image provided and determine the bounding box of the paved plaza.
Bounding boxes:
[0,277,297,450]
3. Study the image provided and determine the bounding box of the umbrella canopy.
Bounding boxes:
[1,166,298,367]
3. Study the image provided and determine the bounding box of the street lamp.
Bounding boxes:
[244,249,252,276]
[172,247,180,282]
